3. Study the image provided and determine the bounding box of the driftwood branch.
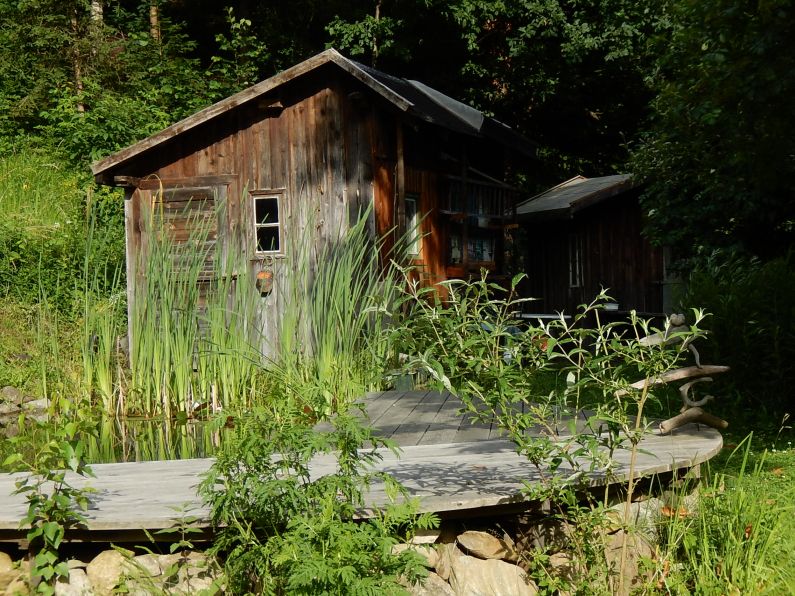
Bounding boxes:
[679,378,715,410]
[659,407,728,434]
[615,365,730,397]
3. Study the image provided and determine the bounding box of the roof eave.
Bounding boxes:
[91,49,415,184]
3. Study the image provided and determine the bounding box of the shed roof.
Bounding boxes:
[516,174,634,219]
[92,48,534,183]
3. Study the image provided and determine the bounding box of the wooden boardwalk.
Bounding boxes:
[0,391,722,539]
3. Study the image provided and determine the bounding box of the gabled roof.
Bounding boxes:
[516,174,634,219]
[92,48,534,182]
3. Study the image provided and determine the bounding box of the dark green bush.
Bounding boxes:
[679,251,795,415]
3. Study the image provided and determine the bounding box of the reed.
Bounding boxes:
[125,191,262,418]
[273,205,404,416]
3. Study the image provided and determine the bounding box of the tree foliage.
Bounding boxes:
[633,0,795,259]
[0,0,791,260]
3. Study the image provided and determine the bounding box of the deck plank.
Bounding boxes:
[0,392,723,536]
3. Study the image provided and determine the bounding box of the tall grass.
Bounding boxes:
[656,436,787,593]
[124,191,262,418]
[0,153,80,226]
[274,205,404,416]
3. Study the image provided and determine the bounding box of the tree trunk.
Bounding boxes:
[71,9,85,113]
[90,0,103,26]
[150,1,161,43]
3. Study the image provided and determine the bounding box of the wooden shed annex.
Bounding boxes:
[91,48,534,355]
[516,174,668,317]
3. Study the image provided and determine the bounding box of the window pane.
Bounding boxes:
[405,194,420,255]
[257,226,279,252]
[255,196,279,224]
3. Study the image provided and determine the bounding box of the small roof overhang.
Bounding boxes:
[516,174,634,220]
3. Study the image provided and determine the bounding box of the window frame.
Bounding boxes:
[405,192,421,256]
[568,232,583,288]
[252,190,285,256]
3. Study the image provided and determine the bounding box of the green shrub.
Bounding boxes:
[0,152,125,314]
[201,409,436,595]
[679,250,795,416]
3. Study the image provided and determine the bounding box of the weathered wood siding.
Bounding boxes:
[124,68,383,355]
[524,195,665,315]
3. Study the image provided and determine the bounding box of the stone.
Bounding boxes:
[410,529,442,545]
[55,568,94,596]
[408,571,455,596]
[0,569,22,593]
[607,497,665,540]
[436,521,462,544]
[0,551,13,574]
[86,550,126,595]
[0,401,19,416]
[393,543,439,569]
[67,559,87,569]
[548,552,580,585]
[172,573,217,595]
[1,386,25,405]
[456,531,515,561]
[449,555,538,596]
[22,398,49,412]
[434,543,462,582]
[515,517,573,553]
[4,574,29,595]
[130,554,161,578]
[603,530,655,596]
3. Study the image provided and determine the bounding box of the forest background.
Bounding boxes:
[0,0,793,418]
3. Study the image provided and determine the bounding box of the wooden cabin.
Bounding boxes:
[91,49,533,354]
[517,175,667,316]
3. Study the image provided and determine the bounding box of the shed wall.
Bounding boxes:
[523,196,664,315]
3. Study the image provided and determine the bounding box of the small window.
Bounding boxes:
[405,193,420,255]
[253,193,282,253]
[569,233,583,288]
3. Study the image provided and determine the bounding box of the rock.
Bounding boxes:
[449,555,538,596]
[548,552,580,585]
[130,554,161,578]
[22,398,49,412]
[157,551,207,576]
[0,401,19,416]
[393,543,439,569]
[67,559,87,570]
[456,531,516,561]
[604,530,655,596]
[408,571,455,596]
[434,544,462,582]
[410,529,442,545]
[86,550,127,595]
[0,569,23,593]
[174,557,217,595]
[4,573,29,595]
[0,551,13,574]
[1,386,25,405]
[515,517,573,553]
[55,568,94,595]
[607,497,665,540]
[172,573,217,595]
[436,522,461,544]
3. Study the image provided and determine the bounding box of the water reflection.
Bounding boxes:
[85,417,222,463]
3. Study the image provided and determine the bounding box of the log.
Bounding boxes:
[615,365,729,397]
[658,407,729,434]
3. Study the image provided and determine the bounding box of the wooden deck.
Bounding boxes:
[0,391,722,538]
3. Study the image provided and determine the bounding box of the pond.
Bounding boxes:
[84,416,223,463]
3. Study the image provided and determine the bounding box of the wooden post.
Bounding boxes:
[461,145,469,272]
[395,121,405,237]
[124,189,137,359]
